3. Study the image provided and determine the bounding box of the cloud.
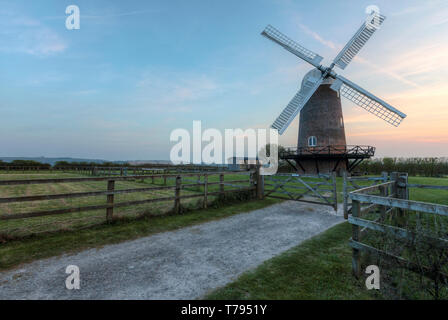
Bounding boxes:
[391,0,446,17]
[382,43,448,82]
[0,11,67,56]
[294,20,421,89]
[353,56,421,89]
[297,23,338,50]
[135,72,222,113]
[43,9,159,21]
[82,9,159,19]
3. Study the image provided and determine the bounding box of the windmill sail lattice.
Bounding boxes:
[272,76,324,134]
[262,25,323,67]
[331,76,406,126]
[333,14,386,70]
[262,13,406,135]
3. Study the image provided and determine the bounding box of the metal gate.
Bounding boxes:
[263,173,338,211]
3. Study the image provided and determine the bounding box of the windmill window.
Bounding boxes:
[308,136,317,147]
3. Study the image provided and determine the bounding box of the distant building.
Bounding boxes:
[227,157,261,171]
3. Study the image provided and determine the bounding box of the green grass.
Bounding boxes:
[408,176,448,205]
[206,222,380,300]
[1,171,447,300]
[0,171,252,238]
[206,176,448,300]
[0,197,281,271]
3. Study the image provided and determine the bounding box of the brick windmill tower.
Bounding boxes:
[261,12,407,174]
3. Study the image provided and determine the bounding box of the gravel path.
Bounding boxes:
[0,201,344,300]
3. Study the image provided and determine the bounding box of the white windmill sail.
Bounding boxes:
[263,12,406,135]
[330,75,406,126]
[333,14,386,70]
[272,75,324,134]
[261,25,323,68]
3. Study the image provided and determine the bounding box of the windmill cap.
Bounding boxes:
[301,68,334,90]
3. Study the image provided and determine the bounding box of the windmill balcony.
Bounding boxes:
[280,145,375,159]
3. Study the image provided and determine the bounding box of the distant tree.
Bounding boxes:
[54,161,70,168]
[357,157,448,177]
[10,160,50,169]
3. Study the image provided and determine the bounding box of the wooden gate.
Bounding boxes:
[263,173,337,211]
[342,171,389,219]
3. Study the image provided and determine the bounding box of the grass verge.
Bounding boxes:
[0,198,280,271]
[205,222,382,300]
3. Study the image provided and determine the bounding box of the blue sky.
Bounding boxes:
[1,0,448,160]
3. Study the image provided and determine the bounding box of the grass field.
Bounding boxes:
[205,222,380,299]
[206,175,448,300]
[0,196,281,270]
[0,171,252,238]
[0,171,447,299]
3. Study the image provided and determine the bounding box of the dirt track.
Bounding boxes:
[0,201,344,299]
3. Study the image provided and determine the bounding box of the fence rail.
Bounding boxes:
[348,172,448,287]
[342,171,388,219]
[264,172,337,210]
[0,170,259,235]
[0,165,230,175]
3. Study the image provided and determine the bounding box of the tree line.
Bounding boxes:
[0,160,130,169]
[2,156,448,177]
[358,157,448,177]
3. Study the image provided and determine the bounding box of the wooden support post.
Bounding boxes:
[203,175,208,209]
[381,171,388,183]
[151,176,154,184]
[343,170,348,219]
[106,180,115,222]
[397,173,409,200]
[255,166,264,200]
[219,174,224,196]
[174,176,182,214]
[352,199,361,278]
[390,172,398,198]
[397,173,409,218]
[331,171,338,212]
[120,168,124,176]
[164,176,167,185]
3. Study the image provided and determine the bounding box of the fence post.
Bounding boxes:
[255,166,264,200]
[390,172,398,197]
[219,174,224,196]
[352,199,361,278]
[381,171,388,183]
[397,173,409,200]
[397,173,409,218]
[203,174,208,209]
[174,176,182,214]
[343,171,348,219]
[330,171,338,212]
[106,180,115,222]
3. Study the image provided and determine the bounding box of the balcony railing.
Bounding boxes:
[280,145,375,158]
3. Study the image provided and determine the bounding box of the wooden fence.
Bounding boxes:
[342,171,388,219]
[0,170,260,237]
[0,165,229,175]
[348,172,448,285]
[264,173,338,211]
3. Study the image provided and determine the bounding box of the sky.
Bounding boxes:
[0,0,447,160]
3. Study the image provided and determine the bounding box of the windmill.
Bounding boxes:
[261,12,406,174]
